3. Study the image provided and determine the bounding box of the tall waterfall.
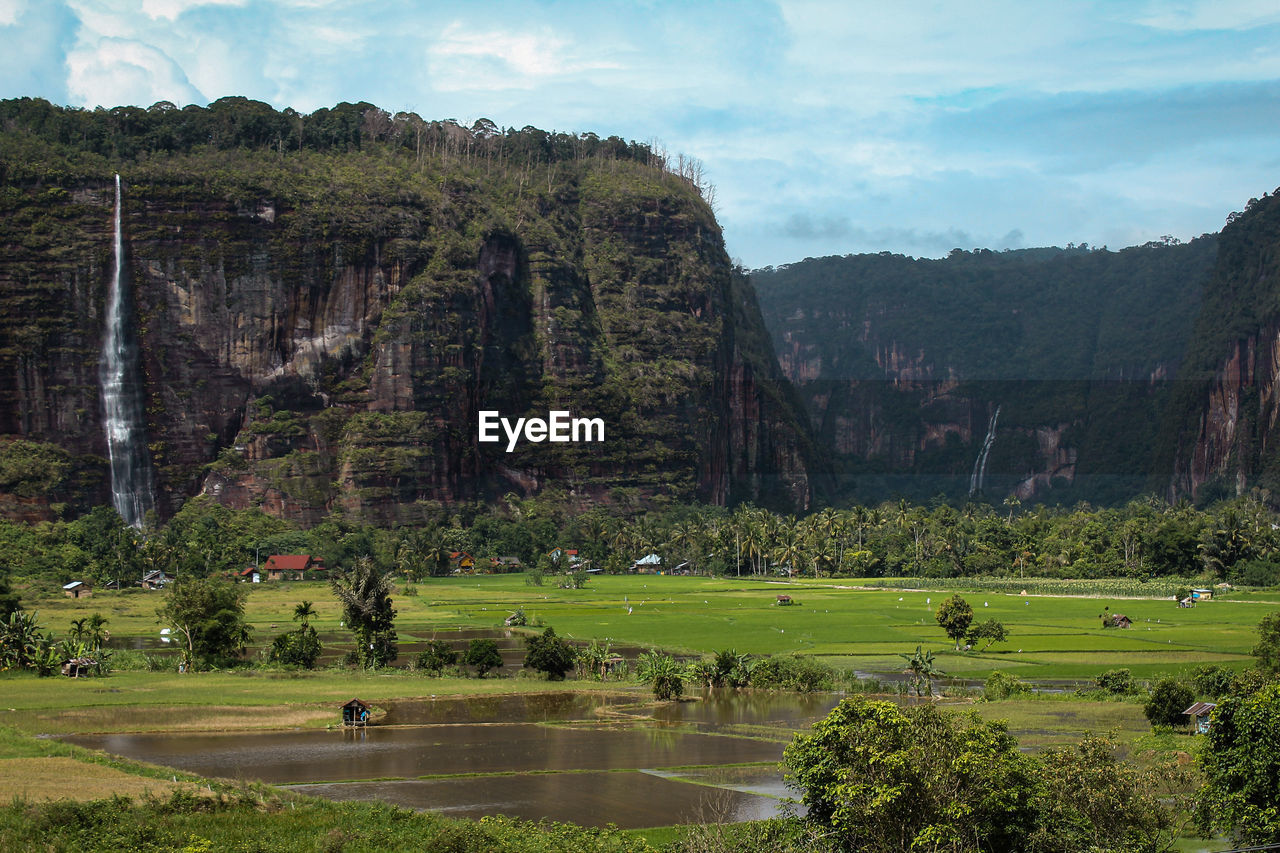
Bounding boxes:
[100,174,155,527]
[968,405,1001,497]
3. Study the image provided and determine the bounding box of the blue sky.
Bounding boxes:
[2,0,1278,268]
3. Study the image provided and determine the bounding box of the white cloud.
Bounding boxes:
[429,22,621,92]
[67,36,204,107]
[1133,0,1280,31]
[0,0,26,27]
[140,0,246,22]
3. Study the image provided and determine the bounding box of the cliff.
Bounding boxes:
[0,98,813,524]
[1161,189,1280,502]
[754,242,1217,505]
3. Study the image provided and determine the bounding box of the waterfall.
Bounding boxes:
[968,405,1001,497]
[100,174,155,527]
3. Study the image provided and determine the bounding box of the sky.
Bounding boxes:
[1,0,1278,268]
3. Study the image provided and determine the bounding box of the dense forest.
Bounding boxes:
[3,491,1278,597]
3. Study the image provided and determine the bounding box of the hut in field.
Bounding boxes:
[1183,701,1217,734]
[62,580,92,599]
[776,594,793,606]
[61,657,96,677]
[1102,613,1131,629]
[341,698,372,727]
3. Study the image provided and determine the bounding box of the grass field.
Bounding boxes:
[22,574,1268,682]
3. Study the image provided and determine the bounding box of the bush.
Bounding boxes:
[415,640,457,676]
[984,670,1032,701]
[1094,668,1136,695]
[1144,678,1195,727]
[1192,664,1239,699]
[523,627,575,681]
[749,655,835,693]
[265,626,321,669]
[635,650,684,701]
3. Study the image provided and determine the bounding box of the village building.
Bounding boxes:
[631,553,661,574]
[262,554,327,581]
[776,594,793,606]
[490,555,523,572]
[1183,701,1217,734]
[62,580,92,599]
[140,570,170,590]
[449,551,476,573]
[341,698,372,726]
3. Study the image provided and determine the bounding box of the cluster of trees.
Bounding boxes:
[5,491,1280,594]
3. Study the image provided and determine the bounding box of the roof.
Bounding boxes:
[264,555,319,571]
[62,581,86,590]
[634,553,661,565]
[1183,702,1217,716]
[450,551,473,560]
[341,697,370,710]
[142,570,169,580]
[238,567,257,576]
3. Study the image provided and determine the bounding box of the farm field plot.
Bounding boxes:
[26,575,1265,682]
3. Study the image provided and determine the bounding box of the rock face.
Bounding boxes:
[1162,191,1280,502]
[754,243,1217,505]
[0,112,812,523]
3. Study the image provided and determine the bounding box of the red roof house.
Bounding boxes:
[263,554,327,581]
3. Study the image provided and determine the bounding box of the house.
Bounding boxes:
[546,548,581,568]
[1183,701,1217,734]
[237,566,261,583]
[490,556,523,573]
[263,554,327,581]
[632,553,661,574]
[776,594,793,606]
[341,697,373,727]
[1103,613,1132,629]
[62,580,92,599]
[450,551,476,573]
[140,570,170,590]
[1191,588,1213,601]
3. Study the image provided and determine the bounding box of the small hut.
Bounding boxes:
[1103,613,1131,629]
[62,580,92,599]
[341,698,372,727]
[776,594,793,606]
[1183,701,1217,734]
[61,657,96,677]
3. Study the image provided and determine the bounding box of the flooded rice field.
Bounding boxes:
[66,690,839,829]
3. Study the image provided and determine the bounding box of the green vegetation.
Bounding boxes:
[465,638,503,678]
[330,556,397,669]
[157,578,250,670]
[1196,683,1280,845]
[524,627,576,681]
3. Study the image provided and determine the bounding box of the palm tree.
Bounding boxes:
[87,612,108,650]
[293,600,316,629]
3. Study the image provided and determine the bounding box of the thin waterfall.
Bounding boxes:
[100,174,155,527]
[968,405,1001,497]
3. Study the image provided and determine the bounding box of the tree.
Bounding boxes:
[783,697,1041,853]
[330,557,397,669]
[1032,734,1191,852]
[465,638,503,678]
[523,627,576,680]
[292,600,315,628]
[935,594,974,650]
[416,640,457,676]
[1196,683,1280,845]
[1253,610,1280,674]
[266,624,321,668]
[1144,678,1195,727]
[966,618,1008,651]
[157,578,250,670]
[900,644,944,697]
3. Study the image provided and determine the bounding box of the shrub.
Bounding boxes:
[636,650,684,701]
[984,670,1032,701]
[523,627,575,681]
[1144,678,1195,727]
[1192,664,1239,699]
[464,638,503,678]
[1094,668,1136,695]
[265,626,321,669]
[749,655,835,693]
[415,640,457,676]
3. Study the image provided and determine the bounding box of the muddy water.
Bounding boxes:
[66,722,786,784]
[67,690,842,828]
[289,771,782,829]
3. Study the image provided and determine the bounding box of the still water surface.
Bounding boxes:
[67,690,839,828]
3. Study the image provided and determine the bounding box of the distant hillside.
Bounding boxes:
[753,240,1218,505]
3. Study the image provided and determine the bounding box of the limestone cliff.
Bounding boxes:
[0,99,812,523]
[754,243,1216,505]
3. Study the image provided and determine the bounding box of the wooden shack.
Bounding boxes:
[776,594,793,606]
[341,698,372,727]
[61,657,96,677]
[62,580,92,599]
[1183,701,1217,734]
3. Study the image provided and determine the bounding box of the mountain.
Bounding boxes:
[1159,188,1280,503]
[752,240,1218,505]
[0,97,813,525]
